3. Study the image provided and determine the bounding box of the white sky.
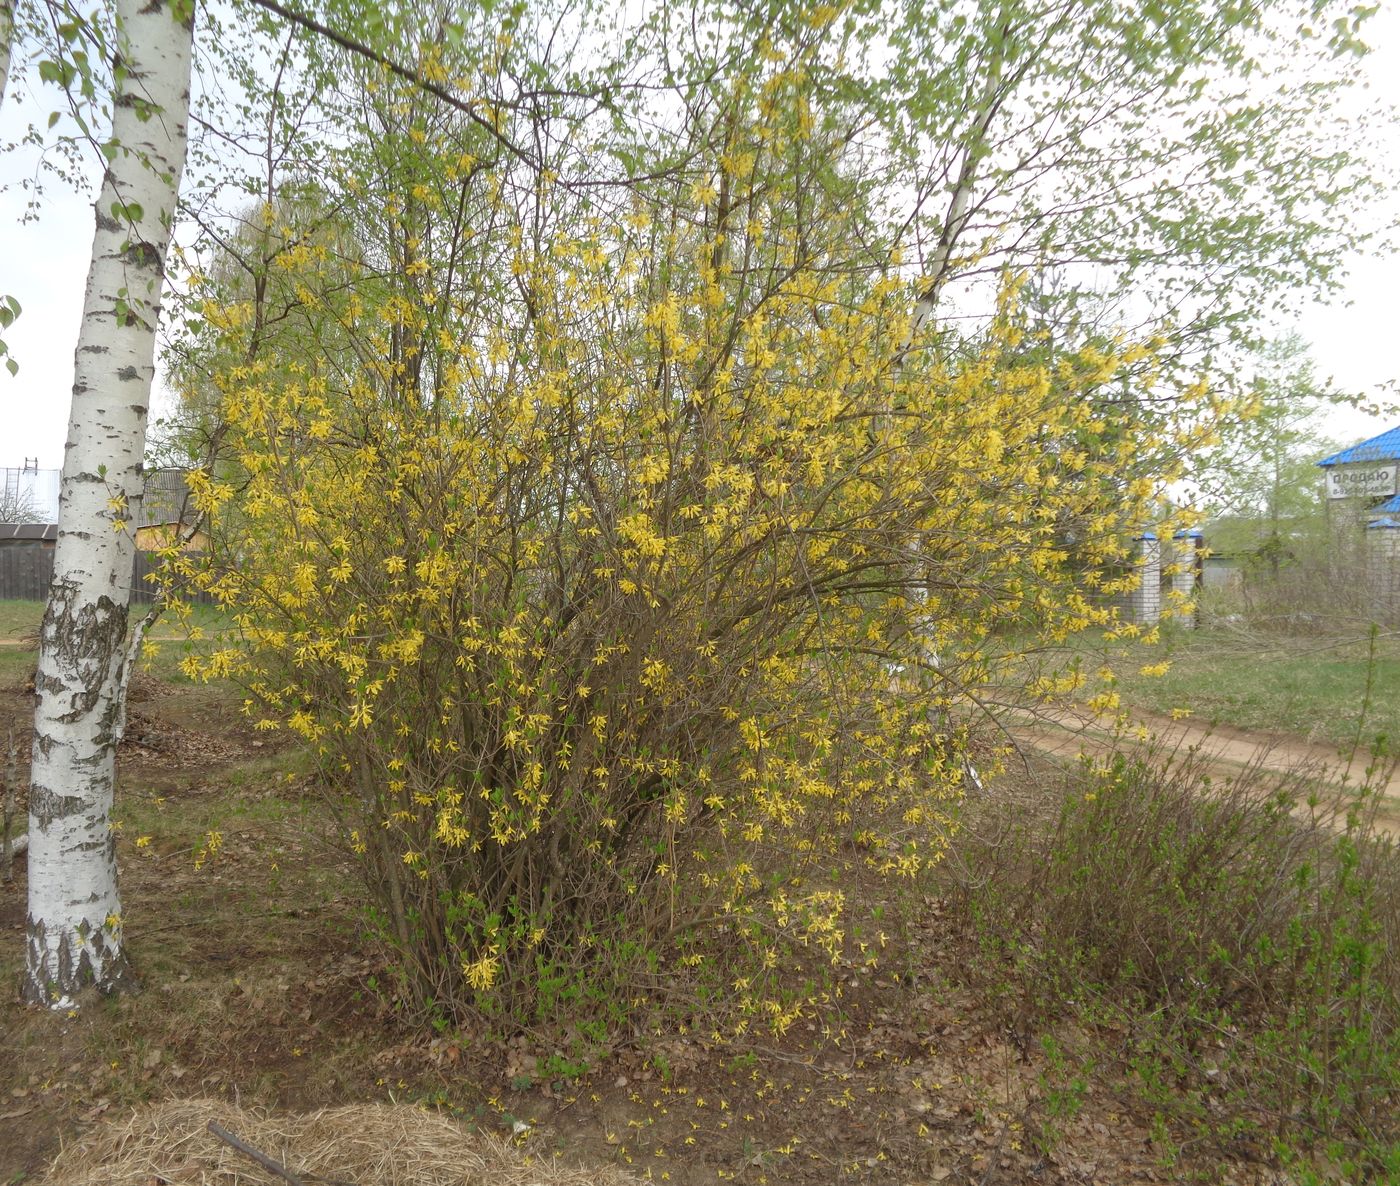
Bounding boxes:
[1,3,1398,471]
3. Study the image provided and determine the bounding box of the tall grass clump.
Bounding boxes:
[946,741,1400,1176]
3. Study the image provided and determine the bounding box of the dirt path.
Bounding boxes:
[1008,703,1400,833]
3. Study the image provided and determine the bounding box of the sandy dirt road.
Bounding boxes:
[1007,703,1400,834]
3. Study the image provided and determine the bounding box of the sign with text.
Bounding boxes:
[1326,464,1398,500]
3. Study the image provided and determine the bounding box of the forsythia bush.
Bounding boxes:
[167,17,1201,1031]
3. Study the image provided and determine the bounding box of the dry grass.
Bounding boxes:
[42,1098,641,1186]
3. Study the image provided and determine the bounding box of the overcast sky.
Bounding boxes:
[1,3,1398,472]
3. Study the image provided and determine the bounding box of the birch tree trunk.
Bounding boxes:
[0,0,13,106]
[22,0,194,1008]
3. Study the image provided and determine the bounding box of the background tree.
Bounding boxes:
[1200,335,1341,566]
[0,482,42,523]
[878,0,1387,408]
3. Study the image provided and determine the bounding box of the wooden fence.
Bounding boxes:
[0,544,214,605]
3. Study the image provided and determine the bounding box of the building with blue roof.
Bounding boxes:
[1317,426,1400,468]
[1372,494,1400,517]
[1317,424,1400,509]
[1318,425,1400,621]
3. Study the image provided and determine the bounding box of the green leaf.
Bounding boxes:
[4,359,16,378]
[38,58,77,88]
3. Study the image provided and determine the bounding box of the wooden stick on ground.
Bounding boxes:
[207,1120,306,1186]
[206,1120,360,1186]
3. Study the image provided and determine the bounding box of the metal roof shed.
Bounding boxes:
[0,522,58,542]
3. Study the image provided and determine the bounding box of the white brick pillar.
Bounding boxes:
[1366,517,1400,623]
[1170,529,1201,628]
[1129,532,1162,626]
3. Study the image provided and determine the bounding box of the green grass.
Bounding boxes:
[0,601,42,685]
[1106,626,1400,751]
[0,599,44,639]
[0,598,234,686]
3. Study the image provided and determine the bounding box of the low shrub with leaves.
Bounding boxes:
[948,743,1400,1175]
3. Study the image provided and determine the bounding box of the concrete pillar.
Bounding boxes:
[1366,517,1400,623]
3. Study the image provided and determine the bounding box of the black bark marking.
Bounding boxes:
[41,588,129,727]
[117,366,139,381]
[29,783,88,827]
[23,914,130,1003]
[124,241,162,270]
[33,670,67,696]
[95,211,122,234]
[97,677,124,743]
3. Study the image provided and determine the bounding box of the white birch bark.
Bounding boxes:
[907,44,1009,344]
[0,0,14,106]
[23,0,194,1008]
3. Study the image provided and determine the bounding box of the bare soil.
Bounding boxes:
[1,672,1305,1185]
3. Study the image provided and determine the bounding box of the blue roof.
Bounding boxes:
[1367,516,1400,530]
[1317,426,1400,467]
[1374,494,1400,515]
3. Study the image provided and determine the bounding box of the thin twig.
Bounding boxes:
[1,729,16,883]
[239,0,534,169]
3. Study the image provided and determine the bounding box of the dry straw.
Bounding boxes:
[42,1098,640,1186]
